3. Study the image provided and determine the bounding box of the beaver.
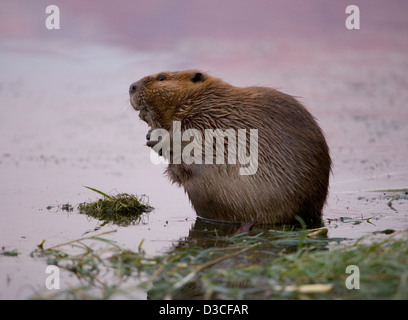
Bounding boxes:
[129,70,331,225]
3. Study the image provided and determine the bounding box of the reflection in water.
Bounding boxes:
[178,216,324,249]
[147,217,331,299]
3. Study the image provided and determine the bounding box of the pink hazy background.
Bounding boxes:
[2,0,407,50]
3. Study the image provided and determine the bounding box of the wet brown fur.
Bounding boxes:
[130,70,331,225]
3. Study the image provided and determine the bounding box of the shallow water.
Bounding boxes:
[1,0,408,299]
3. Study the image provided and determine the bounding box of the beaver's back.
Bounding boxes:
[168,85,331,225]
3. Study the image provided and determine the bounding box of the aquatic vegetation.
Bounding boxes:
[77,186,153,226]
[30,225,408,300]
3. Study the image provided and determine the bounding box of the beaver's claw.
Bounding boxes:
[146,128,162,156]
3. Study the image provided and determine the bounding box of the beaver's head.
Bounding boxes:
[129,70,216,129]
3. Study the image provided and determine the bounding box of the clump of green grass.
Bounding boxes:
[78,186,153,226]
[30,231,159,299]
[143,231,408,300]
[30,224,408,300]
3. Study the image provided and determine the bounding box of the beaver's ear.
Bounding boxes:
[190,72,205,83]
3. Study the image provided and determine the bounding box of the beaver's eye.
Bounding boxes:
[157,74,166,81]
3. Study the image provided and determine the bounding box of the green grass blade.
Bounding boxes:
[83,186,113,200]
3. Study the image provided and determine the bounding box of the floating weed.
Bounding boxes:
[363,187,408,193]
[0,248,19,257]
[387,194,400,212]
[77,187,154,226]
[362,187,408,213]
[60,203,74,212]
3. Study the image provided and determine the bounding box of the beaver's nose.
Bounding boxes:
[129,82,138,94]
[130,79,143,94]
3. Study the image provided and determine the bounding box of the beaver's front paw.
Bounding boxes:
[146,128,163,156]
